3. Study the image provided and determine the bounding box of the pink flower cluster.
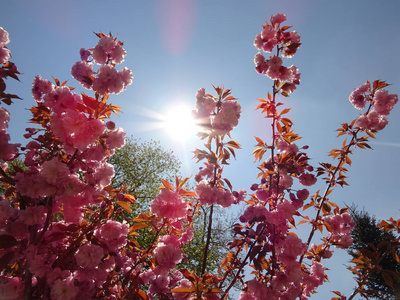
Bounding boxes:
[192,87,242,136]
[254,54,300,90]
[0,27,10,64]
[195,181,236,208]
[94,220,129,251]
[254,14,300,57]
[140,234,193,297]
[253,14,301,94]
[150,188,188,220]
[323,213,355,249]
[212,99,242,135]
[71,34,133,95]
[0,276,24,300]
[0,29,140,299]
[349,82,370,110]
[0,106,20,161]
[350,82,399,131]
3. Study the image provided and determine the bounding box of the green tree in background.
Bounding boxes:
[348,208,400,299]
[109,137,181,213]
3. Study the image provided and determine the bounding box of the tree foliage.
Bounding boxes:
[348,208,400,299]
[109,137,181,213]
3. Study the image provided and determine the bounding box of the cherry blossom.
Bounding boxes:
[150,188,188,220]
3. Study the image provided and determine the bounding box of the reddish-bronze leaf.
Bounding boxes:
[160,180,173,190]
[130,222,148,231]
[116,201,132,213]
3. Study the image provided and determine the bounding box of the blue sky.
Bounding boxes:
[3,1,400,298]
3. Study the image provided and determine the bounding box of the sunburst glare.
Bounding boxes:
[161,103,200,142]
[130,102,200,143]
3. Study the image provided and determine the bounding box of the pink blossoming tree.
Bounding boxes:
[0,13,399,300]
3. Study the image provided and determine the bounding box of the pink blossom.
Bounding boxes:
[92,65,132,95]
[0,106,10,131]
[279,173,293,189]
[75,243,105,268]
[277,141,298,154]
[150,188,188,220]
[15,170,57,198]
[92,44,108,65]
[212,100,241,135]
[98,36,116,52]
[296,189,309,201]
[254,52,268,75]
[149,275,170,294]
[0,131,20,161]
[233,189,247,204]
[302,262,326,297]
[0,27,10,45]
[196,164,214,181]
[193,88,216,123]
[356,109,388,131]
[80,48,91,61]
[93,163,115,187]
[246,279,271,299]
[62,174,85,196]
[153,235,182,274]
[94,64,119,90]
[299,173,317,186]
[195,182,217,206]
[94,220,129,251]
[140,269,156,285]
[276,200,297,220]
[41,157,70,185]
[71,61,95,89]
[63,204,83,224]
[110,43,127,64]
[0,46,10,64]
[265,55,283,80]
[349,82,370,110]
[324,213,355,249]
[119,67,133,87]
[43,86,79,113]
[31,75,53,101]
[92,36,127,65]
[50,276,79,300]
[261,26,277,42]
[279,234,307,260]
[172,278,192,300]
[51,109,106,150]
[255,189,269,202]
[258,25,278,53]
[238,292,257,300]
[253,34,263,50]
[83,144,109,163]
[19,205,47,226]
[195,182,235,208]
[106,127,126,150]
[289,31,301,43]
[217,190,235,208]
[0,276,24,300]
[373,89,398,116]
[239,205,268,223]
[271,13,287,25]
[180,227,194,244]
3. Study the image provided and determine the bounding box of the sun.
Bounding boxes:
[161,103,199,142]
